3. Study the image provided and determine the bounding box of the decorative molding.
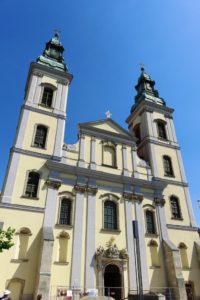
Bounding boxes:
[167,224,198,231]
[12,146,61,161]
[74,184,87,193]
[123,192,143,202]
[46,160,167,191]
[96,244,128,260]
[23,104,66,120]
[99,193,120,201]
[153,176,188,187]
[0,202,44,213]
[74,184,98,195]
[57,79,69,85]
[32,71,43,77]
[86,186,98,195]
[46,178,62,189]
[154,197,166,206]
[137,136,180,150]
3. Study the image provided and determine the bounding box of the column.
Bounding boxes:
[123,193,137,292]
[131,147,139,178]
[37,178,61,300]
[78,134,85,167]
[90,137,96,170]
[122,145,129,176]
[85,186,98,289]
[134,196,149,292]
[71,185,86,288]
[53,118,66,159]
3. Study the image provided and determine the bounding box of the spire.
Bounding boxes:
[131,66,165,111]
[37,32,68,72]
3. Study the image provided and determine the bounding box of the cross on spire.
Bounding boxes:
[140,62,145,72]
[105,110,112,119]
[54,29,61,38]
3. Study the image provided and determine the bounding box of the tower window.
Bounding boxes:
[41,87,53,107]
[157,121,167,140]
[146,210,156,234]
[59,198,72,225]
[170,196,182,219]
[104,200,117,230]
[25,171,40,198]
[163,155,174,177]
[34,125,47,148]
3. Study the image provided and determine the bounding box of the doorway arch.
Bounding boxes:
[104,264,122,300]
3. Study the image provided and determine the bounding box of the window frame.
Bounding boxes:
[32,124,49,149]
[23,170,40,199]
[39,83,56,109]
[145,209,157,235]
[56,192,74,227]
[156,120,168,140]
[169,195,183,220]
[59,198,72,226]
[163,155,174,177]
[101,194,120,232]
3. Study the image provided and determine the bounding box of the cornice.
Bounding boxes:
[74,184,98,195]
[46,160,167,191]
[12,147,61,162]
[137,136,180,150]
[23,104,66,120]
[126,100,174,124]
[46,178,62,189]
[152,177,188,187]
[79,127,136,147]
[0,202,44,213]
[167,224,198,232]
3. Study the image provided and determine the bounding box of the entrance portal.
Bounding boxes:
[104,264,122,300]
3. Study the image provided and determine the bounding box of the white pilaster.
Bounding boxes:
[34,76,43,104]
[135,199,149,291]
[15,109,30,148]
[53,118,66,158]
[54,83,62,111]
[165,117,173,142]
[90,137,96,170]
[124,198,137,291]
[71,188,85,287]
[85,189,97,289]
[60,84,69,112]
[131,148,139,178]
[169,117,177,143]
[122,145,129,176]
[78,134,85,167]
[148,143,158,177]
[184,187,196,227]
[44,180,61,227]
[27,74,38,103]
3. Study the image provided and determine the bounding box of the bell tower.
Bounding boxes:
[126,66,196,226]
[1,33,73,204]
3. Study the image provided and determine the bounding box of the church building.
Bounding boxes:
[0,33,200,300]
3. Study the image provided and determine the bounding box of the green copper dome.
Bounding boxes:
[37,32,68,72]
[131,67,166,112]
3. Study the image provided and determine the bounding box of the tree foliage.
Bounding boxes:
[0,227,15,252]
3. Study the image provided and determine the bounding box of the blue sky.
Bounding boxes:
[0,0,200,225]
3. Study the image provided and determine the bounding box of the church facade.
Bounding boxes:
[0,34,200,300]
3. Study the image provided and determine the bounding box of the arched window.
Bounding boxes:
[170,196,182,219]
[59,198,72,225]
[102,142,116,168]
[157,120,167,140]
[104,200,117,230]
[178,242,189,268]
[25,171,40,198]
[41,87,53,107]
[34,125,47,148]
[163,155,174,177]
[134,124,141,145]
[148,239,160,267]
[146,210,156,234]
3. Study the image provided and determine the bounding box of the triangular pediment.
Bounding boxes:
[79,119,132,138]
